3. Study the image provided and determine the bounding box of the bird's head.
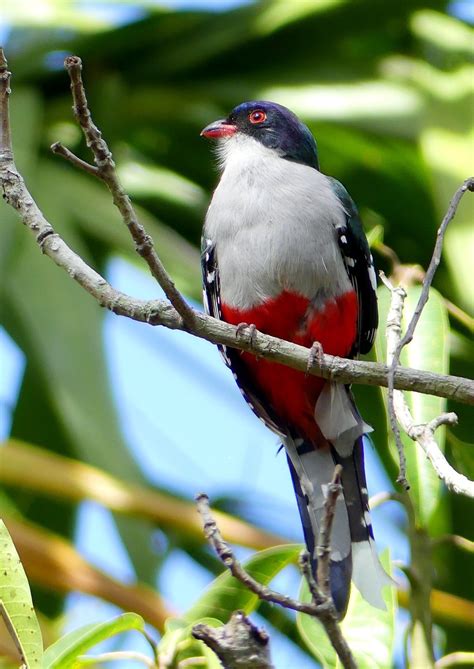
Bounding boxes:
[201,101,319,170]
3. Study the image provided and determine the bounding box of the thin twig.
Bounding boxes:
[316,464,343,599]
[1,50,473,407]
[195,493,357,669]
[298,550,324,603]
[0,49,12,163]
[385,178,474,485]
[381,274,409,488]
[51,141,100,177]
[383,277,474,498]
[62,55,196,329]
[195,493,327,617]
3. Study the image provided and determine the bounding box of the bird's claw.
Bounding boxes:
[236,322,257,349]
[306,341,323,374]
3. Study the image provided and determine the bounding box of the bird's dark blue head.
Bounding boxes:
[201,101,319,170]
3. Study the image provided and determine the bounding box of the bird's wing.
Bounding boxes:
[329,178,378,355]
[201,237,285,436]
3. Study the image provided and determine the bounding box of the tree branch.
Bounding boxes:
[383,278,474,497]
[62,55,196,329]
[385,177,474,486]
[193,611,273,669]
[195,491,357,669]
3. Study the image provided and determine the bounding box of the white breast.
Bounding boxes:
[204,134,352,310]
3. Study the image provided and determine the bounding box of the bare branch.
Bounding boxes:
[195,493,323,617]
[62,55,196,329]
[51,141,100,177]
[381,276,409,487]
[383,279,474,498]
[298,550,325,603]
[384,177,474,485]
[195,493,357,669]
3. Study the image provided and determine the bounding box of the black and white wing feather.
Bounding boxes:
[329,178,378,356]
[201,237,285,436]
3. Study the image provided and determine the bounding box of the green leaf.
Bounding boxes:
[297,550,396,669]
[0,520,43,668]
[43,612,146,669]
[158,617,222,669]
[184,544,302,623]
[375,285,450,525]
[448,432,474,480]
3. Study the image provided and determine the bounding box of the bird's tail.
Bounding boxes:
[284,384,390,618]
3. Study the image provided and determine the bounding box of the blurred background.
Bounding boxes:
[0,1,473,667]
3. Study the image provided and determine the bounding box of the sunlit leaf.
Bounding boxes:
[158,616,222,669]
[411,9,474,55]
[43,613,146,669]
[0,520,43,668]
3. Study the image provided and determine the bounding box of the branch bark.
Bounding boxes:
[193,611,273,669]
[59,55,196,329]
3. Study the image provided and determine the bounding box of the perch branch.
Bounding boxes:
[385,177,474,486]
[195,491,357,669]
[383,277,474,498]
[0,49,473,408]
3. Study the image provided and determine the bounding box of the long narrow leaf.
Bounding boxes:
[0,520,43,668]
[43,613,146,669]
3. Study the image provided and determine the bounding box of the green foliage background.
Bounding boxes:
[0,1,473,667]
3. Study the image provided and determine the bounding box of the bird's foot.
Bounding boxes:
[306,341,324,375]
[236,322,257,350]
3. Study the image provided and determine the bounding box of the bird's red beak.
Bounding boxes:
[200,119,237,139]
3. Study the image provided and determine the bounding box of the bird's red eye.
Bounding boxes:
[249,109,267,124]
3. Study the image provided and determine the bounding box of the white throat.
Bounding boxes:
[214,133,279,174]
[204,133,352,310]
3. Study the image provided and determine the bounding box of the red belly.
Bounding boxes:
[222,290,358,442]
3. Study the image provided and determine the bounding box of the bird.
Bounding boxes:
[200,100,390,618]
